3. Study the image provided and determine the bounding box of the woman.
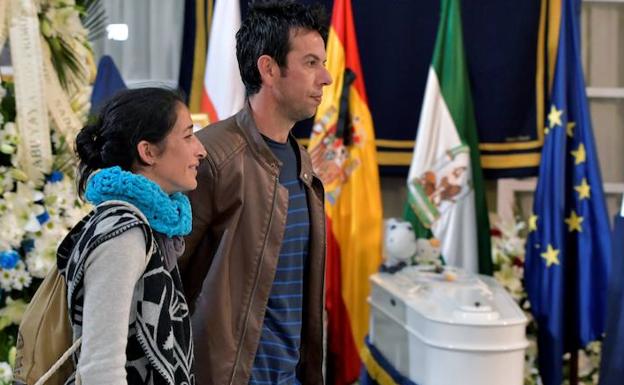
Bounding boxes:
[59,87,205,384]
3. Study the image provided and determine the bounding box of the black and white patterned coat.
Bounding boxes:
[57,201,194,385]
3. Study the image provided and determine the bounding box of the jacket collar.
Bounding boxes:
[236,101,280,170]
[236,101,315,188]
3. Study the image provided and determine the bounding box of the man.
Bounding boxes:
[180,1,332,384]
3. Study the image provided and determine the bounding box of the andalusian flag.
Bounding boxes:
[201,0,244,122]
[404,0,492,275]
[308,0,383,383]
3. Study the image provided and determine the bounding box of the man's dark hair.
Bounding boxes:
[236,0,329,96]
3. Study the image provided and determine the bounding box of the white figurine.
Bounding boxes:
[382,218,417,273]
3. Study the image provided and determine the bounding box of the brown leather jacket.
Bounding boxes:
[180,104,326,385]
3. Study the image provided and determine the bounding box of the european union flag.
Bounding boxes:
[90,55,126,115]
[524,0,611,384]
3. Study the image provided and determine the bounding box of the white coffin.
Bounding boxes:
[369,266,528,385]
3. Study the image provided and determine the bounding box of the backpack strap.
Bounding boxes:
[34,337,82,385]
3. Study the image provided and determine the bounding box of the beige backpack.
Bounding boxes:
[13,266,82,385]
[13,201,154,384]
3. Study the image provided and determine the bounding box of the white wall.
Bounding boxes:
[91,0,184,88]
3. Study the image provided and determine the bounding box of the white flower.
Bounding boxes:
[43,176,77,213]
[0,269,14,291]
[26,224,64,278]
[43,5,87,39]
[491,217,527,303]
[24,213,43,233]
[495,219,527,258]
[0,211,25,251]
[26,233,63,278]
[25,254,55,279]
[582,341,602,380]
[494,264,524,300]
[0,122,19,155]
[0,297,28,329]
[7,347,16,369]
[0,166,15,195]
[1,122,17,136]
[0,261,30,291]
[587,340,602,355]
[42,176,90,228]
[2,182,45,234]
[577,348,594,378]
[11,269,32,291]
[0,362,13,383]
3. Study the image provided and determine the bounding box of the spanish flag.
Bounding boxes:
[309,1,383,384]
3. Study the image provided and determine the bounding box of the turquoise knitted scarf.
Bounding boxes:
[84,166,192,237]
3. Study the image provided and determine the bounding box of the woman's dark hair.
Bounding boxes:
[236,0,328,96]
[75,87,185,197]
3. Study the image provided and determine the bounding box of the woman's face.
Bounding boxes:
[146,103,206,194]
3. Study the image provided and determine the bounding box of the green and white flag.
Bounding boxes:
[404,0,492,275]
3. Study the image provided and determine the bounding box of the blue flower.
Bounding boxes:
[21,239,35,253]
[37,211,50,225]
[47,171,64,183]
[0,250,20,270]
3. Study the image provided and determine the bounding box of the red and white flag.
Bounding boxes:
[201,0,245,123]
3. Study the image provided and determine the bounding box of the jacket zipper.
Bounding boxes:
[229,171,280,385]
[313,179,327,381]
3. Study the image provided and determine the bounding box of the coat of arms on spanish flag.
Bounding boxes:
[308,0,383,384]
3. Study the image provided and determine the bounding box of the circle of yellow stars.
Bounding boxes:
[533,103,594,268]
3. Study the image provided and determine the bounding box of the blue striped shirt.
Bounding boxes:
[251,136,309,385]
